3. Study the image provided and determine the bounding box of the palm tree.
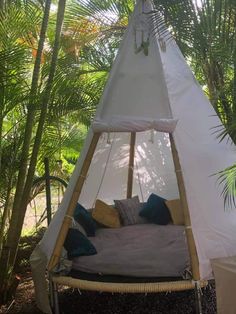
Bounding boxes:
[0,0,130,302]
[0,0,53,301]
[0,0,44,258]
[0,0,70,301]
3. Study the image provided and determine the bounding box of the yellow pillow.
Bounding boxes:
[92,199,121,228]
[165,199,185,225]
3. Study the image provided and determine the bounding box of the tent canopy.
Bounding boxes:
[39,0,236,282]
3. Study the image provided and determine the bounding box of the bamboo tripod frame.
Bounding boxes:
[49,130,200,282]
[127,132,136,198]
[49,132,205,314]
[169,134,200,280]
[52,275,207,293]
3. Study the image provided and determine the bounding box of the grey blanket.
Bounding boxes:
[72,224,189,277]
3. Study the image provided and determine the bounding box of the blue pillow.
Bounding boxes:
[139,193,171,225]
[73,203,96,236]
[64,228,97,260]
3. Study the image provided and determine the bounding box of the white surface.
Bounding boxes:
[79,131,179,208]
[92,117,178,133]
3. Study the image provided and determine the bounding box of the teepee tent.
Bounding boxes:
[31,0,236,313]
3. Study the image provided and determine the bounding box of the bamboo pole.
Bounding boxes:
[52,276,208,293]
[169,134,200,280]
[48,132,101,271]
[127,132,136,199]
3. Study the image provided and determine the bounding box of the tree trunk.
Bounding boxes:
[0,184,13,253]
[10,0,52,225]
[0,0,67,303]
[0,0,52,303]
[233,30,236,113]
[0,111,3,177]
[0,57,5,181]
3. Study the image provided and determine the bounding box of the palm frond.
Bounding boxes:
[217,164,236,209]
[211,120,236,144]
[36,121,86,175]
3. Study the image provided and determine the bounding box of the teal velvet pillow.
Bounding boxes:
[74,203,96,236]
[139,193,171,225]
[64,228,97,260]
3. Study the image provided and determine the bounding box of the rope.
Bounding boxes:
[192,280,203,295]
[65,215,73,220]
[79,174,87,179]
[107,133,111,144]
[134,150,144,202]
[193,280,203,314]
[175,169,182,173]
[65,215,78,228]
[92,133,115,208]
[149,129,154,143]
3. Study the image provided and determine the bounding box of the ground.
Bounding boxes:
[0,229,217,314]
[1,277,217,314]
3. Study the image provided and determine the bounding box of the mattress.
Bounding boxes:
[72,224,189,278]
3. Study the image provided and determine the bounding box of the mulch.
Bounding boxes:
[1,277,216,314]
[59,285,216,314]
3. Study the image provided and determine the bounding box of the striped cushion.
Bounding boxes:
[114,196,142,226]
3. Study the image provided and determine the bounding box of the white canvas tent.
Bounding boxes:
[31,0,236,313]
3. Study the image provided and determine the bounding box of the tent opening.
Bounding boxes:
[56,130,199,279]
